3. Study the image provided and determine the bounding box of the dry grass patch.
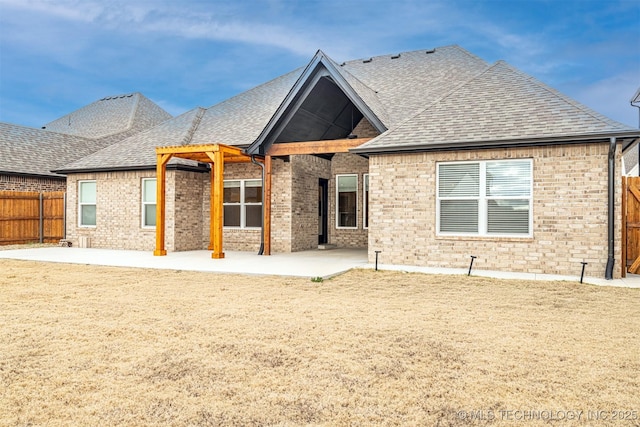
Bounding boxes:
[1,259,639,426]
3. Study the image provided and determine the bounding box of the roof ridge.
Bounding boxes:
[494,61,631,129]
[341,44,462,65]
[125,93,140,132]
[181,107,207,145]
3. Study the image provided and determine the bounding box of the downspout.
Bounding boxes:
[251,155,265,255]
[605,137,616,280]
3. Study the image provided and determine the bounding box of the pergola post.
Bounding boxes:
[264,155,272,255]
[211,149,225,259]
[208,164,215,251]
[154,153,172,256]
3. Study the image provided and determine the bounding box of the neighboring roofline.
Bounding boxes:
[246,50,387,155]
[52,163,209,175]
[0,170,66,180]
[44,93,142,140]
[351,130,640,155]
[631,86,640,104]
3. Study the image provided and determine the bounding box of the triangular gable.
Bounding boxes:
[247,50,387,155]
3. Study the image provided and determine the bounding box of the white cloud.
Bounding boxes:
[0,0,103,22]
[0,0,323,57]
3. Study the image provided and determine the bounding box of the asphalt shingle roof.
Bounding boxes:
[46,46,639,173]
[1,123,95,177]
[2,93,172,177]
[58,71,304,171]
[190,70,303,146]
[43,93,171,139]
[339,46,488,127]
[355,61,636,152]
[57,108,207,171]
[60,46,492,171]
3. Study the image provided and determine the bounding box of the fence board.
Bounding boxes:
[623,177,640,276]
[0,191,65,245]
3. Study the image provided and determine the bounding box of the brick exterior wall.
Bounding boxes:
[351,117,379,139]
[270,158,293,253]
[63,152,373,253]
[173,170,206,251]
[367,143,623,278]
[66,170,158,250]
[0,174,66,192]
[329,153,369,248]
[210,152,371,253]
[290,155,332,251]
[202,162,264,252]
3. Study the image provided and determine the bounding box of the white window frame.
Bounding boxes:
[223,179,262,229]
[336,174,358,229]
[141,178,156,229]
[436,159,533,237]
[78,180,96,227]
[363,173,369,229]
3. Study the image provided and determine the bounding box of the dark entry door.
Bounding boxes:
[319,179,328,244]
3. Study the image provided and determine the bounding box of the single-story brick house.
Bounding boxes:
[0,93,171,192]
[51,46,639,278]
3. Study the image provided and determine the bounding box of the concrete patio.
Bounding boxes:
[1,246,639,287]
[0,246,369,278]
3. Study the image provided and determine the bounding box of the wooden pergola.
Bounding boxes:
[153,138,370,259]
[153,143,267,259]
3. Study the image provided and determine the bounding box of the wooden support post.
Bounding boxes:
[208,165,215,251]
[264,155,272,255]
[622,176,627,278]
[154,153,172,256]
[211,150,225,259]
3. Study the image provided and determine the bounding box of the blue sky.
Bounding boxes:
[1,0,639,129]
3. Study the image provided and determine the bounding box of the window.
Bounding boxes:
[363,174,369,229]
[437,159,532,236]
[336,174,357,228]
[223,179,262,228]
[142,178,156,228]
[78,180,96,227]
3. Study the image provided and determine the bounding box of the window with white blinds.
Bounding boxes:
[437,160,532,236]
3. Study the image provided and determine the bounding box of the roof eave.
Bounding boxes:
[0,170,66,179]
[350,130,640,155]
[53,163,209,175]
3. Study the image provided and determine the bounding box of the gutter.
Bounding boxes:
[52,163,210,175]
[605,137,616,280]
[350,130,640,156]
[250,155,265,255]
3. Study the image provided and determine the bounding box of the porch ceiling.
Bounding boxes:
[274,76,364,143]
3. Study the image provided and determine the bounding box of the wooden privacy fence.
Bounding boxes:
[622,177,640,277]
[0,191,65,245]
